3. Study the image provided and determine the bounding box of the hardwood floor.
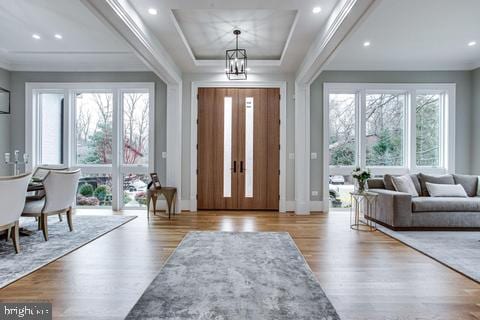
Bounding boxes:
[0,210,479,319]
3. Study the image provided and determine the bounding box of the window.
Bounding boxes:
[416,93,441,167]
[325,83,455,209]
[365,93,405,167]
[75,92,113,165]
[28,83,154,210]
[123,92,150,165]
[329,94,356,166]
[38,92,64,165]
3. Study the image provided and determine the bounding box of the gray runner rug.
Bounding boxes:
[127,231,340,320]
[0,215,136,288]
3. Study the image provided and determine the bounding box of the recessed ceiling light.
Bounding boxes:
[363,41,371,47]
[468,41,477,47]
[148,8,158,15]
[54,34,63,39]
[32,34,41,40]
[312,7,322,14]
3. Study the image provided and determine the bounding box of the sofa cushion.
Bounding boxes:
[384,174,421,194]
[409,174,422,195]
[418,173,454,196]
[412,197,480,212]
[425,183,468,198]
[391,175,419,196]
[383,174,396,191]
[453,174,478,197]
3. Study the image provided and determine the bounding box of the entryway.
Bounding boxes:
[197,88,280,210]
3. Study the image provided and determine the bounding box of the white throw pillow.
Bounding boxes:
[391,175,419,197]
[426,182,468,198]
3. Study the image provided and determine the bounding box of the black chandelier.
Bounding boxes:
[225,29,247,80]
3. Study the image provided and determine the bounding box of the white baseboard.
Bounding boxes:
[309,201,325,212]
[283,201,294,212]
[174,199,325,214]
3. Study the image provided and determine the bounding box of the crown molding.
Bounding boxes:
[296,0,377,84]
[170,8,299,69]
[82,0,182,85]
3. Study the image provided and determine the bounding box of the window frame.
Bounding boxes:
[324,82,455,177]
[26,82,155,210]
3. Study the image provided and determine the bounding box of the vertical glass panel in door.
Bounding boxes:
[328,94,356,166]
[123,92,150,165]
[223,97,233,198]
[38,92,64,165]
[365,93,405,166]
[75,92,113,164]
[245,97,254,198]
[416,94,441,167]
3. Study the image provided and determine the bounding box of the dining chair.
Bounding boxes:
[0,173,32,253]
[28,165,69,222]
[23,169,81,241]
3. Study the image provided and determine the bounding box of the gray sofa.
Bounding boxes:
[366,173,480,230]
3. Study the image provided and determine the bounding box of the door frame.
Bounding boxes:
[190,81,287,212]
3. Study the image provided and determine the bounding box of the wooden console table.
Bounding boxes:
[146,187,177,220]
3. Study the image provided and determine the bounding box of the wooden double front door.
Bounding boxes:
[197,88,280,210]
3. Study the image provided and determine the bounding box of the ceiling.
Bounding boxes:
[0,0,147,71]
[325,0,480,71]
[130,0,339,74]
[172,9,297,60]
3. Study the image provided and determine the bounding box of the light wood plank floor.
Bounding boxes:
[0,210,479,320]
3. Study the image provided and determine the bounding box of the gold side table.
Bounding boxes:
[350,191,378,232]
[147,187,177,220]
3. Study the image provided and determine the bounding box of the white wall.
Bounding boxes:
[0,68,10,176]
[181,73,296,204]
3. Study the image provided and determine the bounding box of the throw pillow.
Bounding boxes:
[453,174,477,197]
[391,175,419,197]
[425,182,468,198]
[418,173,454,196]
[383,174,396,191]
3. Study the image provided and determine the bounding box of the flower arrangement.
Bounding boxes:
[352,167,371,193]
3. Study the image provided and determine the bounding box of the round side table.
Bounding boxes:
[350,191,378,231]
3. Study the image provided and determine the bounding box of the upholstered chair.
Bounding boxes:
[0,173,31,253]
[23,169,81,241]
[28,165,69,221]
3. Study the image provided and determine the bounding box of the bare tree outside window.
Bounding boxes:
[416,94,441,167]
[329,94,356,166]
[123,93,149,165]
[365,93,405,166]
[75,92,113,164]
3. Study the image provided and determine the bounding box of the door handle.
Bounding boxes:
[233,161,236,173]
[240,161,244,173]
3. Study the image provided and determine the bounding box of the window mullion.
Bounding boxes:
[409,89,416,173]
[358,89,366,169]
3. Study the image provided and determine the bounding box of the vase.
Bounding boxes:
[356,180,366,193]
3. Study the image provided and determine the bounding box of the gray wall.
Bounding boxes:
[472,67,480,174]
[0,68,11,175]
[181,73,296,202]
[310,70,474,201]
[9,72,167,181]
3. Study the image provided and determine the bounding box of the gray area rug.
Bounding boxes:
[378,226,480,283]
[127,231,340,320]
[0,215,136,288]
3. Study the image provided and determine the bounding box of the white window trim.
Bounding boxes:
[26,82,155,210]
[322,82,456,212]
